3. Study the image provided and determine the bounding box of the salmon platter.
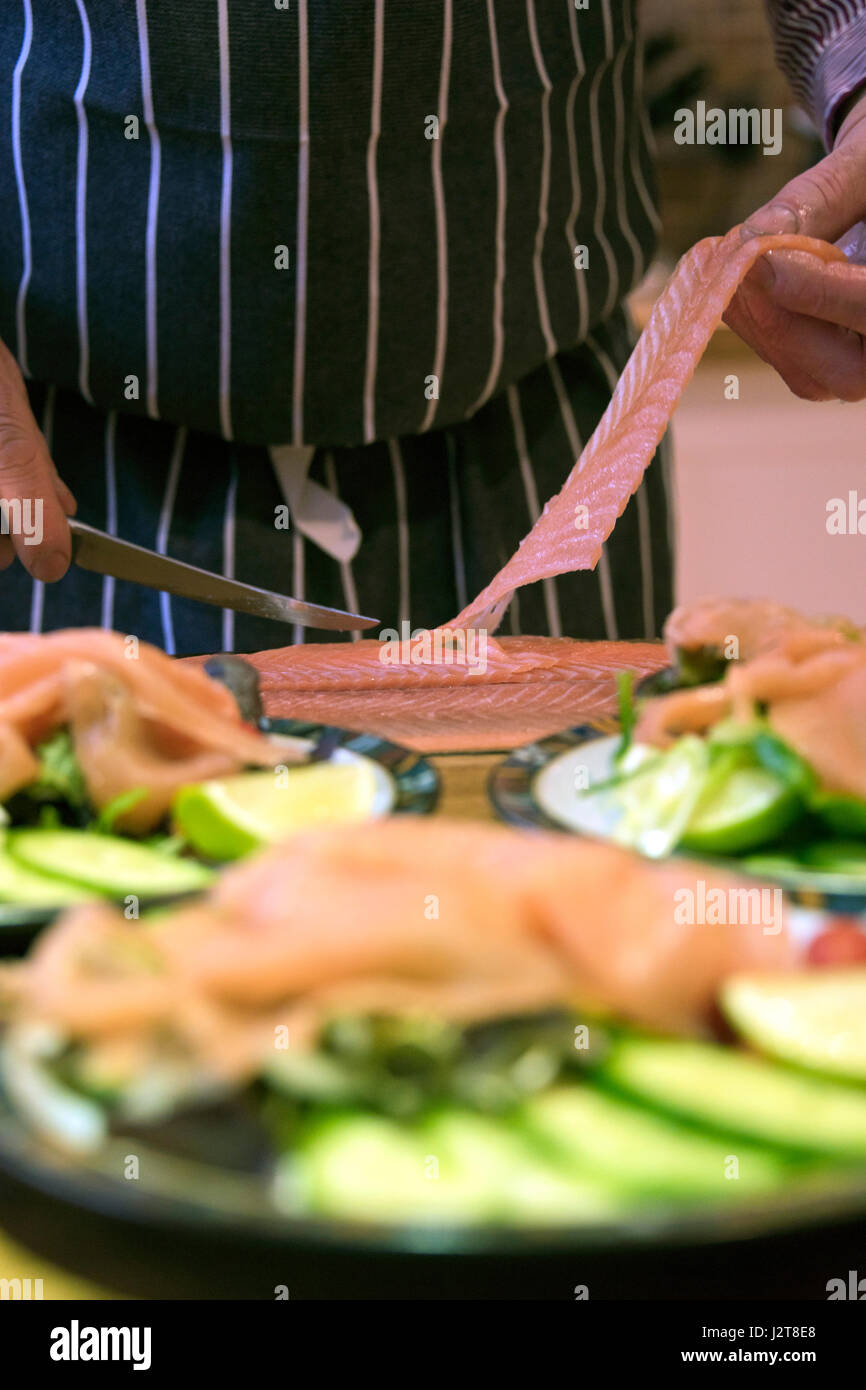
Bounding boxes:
[3,816,866,1248]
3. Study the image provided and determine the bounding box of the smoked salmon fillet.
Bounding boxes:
[450,230,845,631]
[219,638,667,752]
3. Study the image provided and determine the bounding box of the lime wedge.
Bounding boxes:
[172,760,380,860]
[722,969,866,1081]
[680,765,800,855]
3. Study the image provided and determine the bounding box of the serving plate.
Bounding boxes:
[0,719,439,947]
[2,1077,866,1299]
[488,725,866,913]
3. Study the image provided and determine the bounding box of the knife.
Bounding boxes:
[67,519,379,632]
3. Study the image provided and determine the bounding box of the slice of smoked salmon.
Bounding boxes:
[4,818,795,1086]
[449,230,846,632]
[664,597,860,665]
[0,629,288,830]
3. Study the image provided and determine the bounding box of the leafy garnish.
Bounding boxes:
[27,731,88,810]
[94,788,148,834]
[142,833,188,858]
[264,1011,601,1124]
[615,670,636,760]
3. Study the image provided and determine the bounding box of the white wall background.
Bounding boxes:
[672,356,866,623]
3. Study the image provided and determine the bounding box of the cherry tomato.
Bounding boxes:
[807,920,866,966]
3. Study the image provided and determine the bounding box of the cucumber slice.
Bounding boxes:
[723,969,866,1082]
[285,1108,617,1225]
[8,829,213,899]
[285,1111,493,1223]
[605,1037,866,1160]
[680,765,802,855]
[0,846,96,905]
[424,1110,618,1224]
[522,1085,790,1199]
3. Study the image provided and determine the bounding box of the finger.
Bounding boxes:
[0,451,72,581]
[0,342,72,580]
[746,250,866,336]
[741,148,866,243]
[723,281,866,401]
[724,295,836,400]
[52,470,77,517]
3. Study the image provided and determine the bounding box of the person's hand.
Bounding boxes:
[0,338,76,580]
[724,88,866,401]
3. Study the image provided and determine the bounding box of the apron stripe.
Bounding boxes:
[628,7,662,235]
[323,452,361,641]
[155,425,186,655]
[217,0,233,441]
[564,0,589,341]
[73,0,93,404]
[100,409,118,630]
[135,0,161,419]
[221,455,238,652]
[420,0,452,433]
[292,0,310,446]
[612,38,645,285]
[587,328,652,638]
[362,0,385,445]
[467,0,508,417]
[28,383,55,635]
[547,355,615,640]
[507,382,562,639]
[590,2,620,322]
[11,0,33,375]
[388,436,411,627]
[526,0,556,361]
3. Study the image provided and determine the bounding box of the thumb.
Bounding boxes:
[742,108,866,244]
[0,344,73,581]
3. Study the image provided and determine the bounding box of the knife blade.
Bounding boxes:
[68,519,379,632]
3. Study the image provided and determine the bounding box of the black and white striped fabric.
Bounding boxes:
[0,1,673,653]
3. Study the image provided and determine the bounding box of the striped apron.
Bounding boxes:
[0,1,672,655]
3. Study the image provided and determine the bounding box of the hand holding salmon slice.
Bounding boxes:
[450,230,846,634]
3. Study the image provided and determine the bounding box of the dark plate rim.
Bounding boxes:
[2,1090,866,1258]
